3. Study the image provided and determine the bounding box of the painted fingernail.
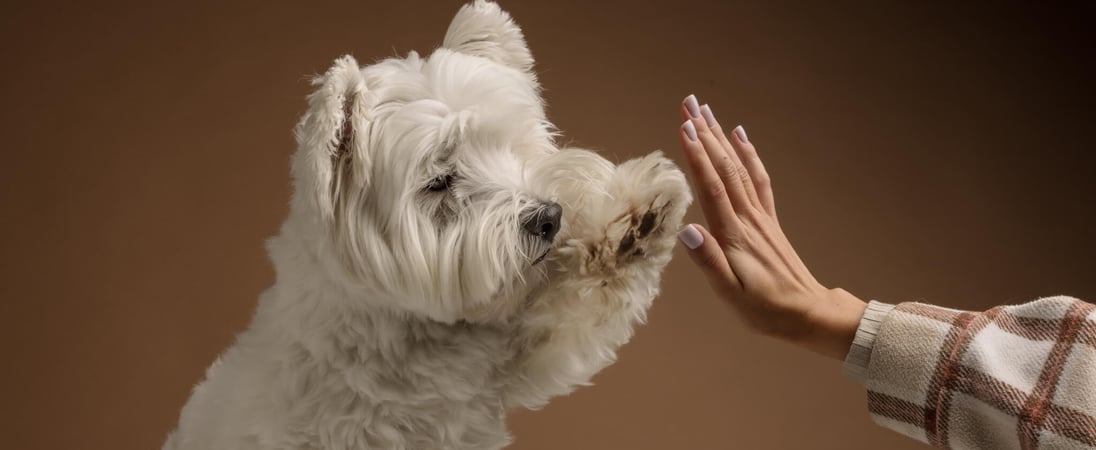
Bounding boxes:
[678,224,703,250]
[684,94,700,119]
[683,120,697,142]
[734,125,749,143]
[700,104,717,128]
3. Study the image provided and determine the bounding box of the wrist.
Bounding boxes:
[796,288,868,361]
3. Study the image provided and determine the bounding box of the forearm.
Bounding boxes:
[504,150,691,409]
[843,296,1096,449]
[503,294,645,409]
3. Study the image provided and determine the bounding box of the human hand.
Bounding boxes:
[674,95,866,360]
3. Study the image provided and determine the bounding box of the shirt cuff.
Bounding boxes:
[842,300,896,385]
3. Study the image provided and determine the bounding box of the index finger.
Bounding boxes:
[678,117,745,244]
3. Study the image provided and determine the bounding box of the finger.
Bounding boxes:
[684,96,753,215]
[697,104,765,214]
[680,95,702,132]
[727,124,777,218]
[678,223,740,290]
[681,93,703,122]
[679,119,745,240]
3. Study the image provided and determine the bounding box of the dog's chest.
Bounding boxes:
[288,319,518,449]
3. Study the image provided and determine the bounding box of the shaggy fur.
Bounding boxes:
[163,2,691,449]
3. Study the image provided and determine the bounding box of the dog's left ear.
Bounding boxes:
[293,55,373,223]
[443,0,534,74]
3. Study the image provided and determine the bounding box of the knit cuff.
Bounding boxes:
[842,300,896,385]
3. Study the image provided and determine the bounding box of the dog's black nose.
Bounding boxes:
[521,202,562,242]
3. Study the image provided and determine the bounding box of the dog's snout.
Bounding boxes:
[522,202,562,242]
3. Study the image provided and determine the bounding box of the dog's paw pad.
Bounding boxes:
[617,232,637,255]
[636,211,657,238]
[617,210,659,255]
[611,203,672,264]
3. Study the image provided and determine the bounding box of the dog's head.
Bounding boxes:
[290,1,566,322]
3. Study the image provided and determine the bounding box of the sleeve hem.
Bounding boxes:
[843,300,896,385]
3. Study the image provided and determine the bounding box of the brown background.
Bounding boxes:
[2,1,1094,449]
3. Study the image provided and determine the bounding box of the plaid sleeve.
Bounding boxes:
[849,296,1096,449]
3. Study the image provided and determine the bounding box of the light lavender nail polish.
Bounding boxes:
[700,104,717,128]
[734,125,749,143]
[683,120,697,141]
[678,225,703,249]
[684,94,700,119]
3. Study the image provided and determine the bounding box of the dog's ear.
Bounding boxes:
[293,55,373,222]
[443,0,534,74]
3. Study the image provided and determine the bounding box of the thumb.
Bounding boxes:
[678,223,740,290]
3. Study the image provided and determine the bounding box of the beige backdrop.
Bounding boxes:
[2,1,1094,449]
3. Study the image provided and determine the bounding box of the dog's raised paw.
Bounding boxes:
[617,207,667,259]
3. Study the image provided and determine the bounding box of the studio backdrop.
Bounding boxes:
[1,1,1093,449]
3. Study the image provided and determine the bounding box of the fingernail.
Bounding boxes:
[683,120,697,142]
[684,94,700,119]
[700,104,717,128]
[678,224,703,250]
[734,125,749,143]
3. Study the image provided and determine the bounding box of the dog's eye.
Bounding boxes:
[426,174,453,192]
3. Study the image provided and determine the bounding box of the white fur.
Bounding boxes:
[163,2,691,449]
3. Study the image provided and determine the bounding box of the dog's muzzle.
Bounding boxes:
[521,202,562,243]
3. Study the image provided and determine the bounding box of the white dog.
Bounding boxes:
[164,2,690,449]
